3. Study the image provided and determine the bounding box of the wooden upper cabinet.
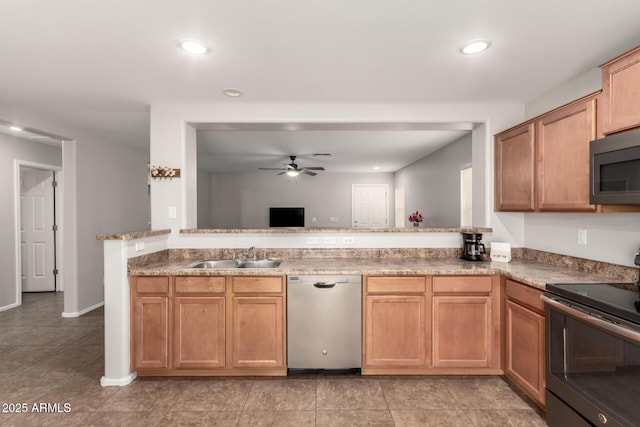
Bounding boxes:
[536,95,598,211]
[601,45,640,135]
[494,123,535,211]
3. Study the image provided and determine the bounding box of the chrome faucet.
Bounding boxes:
[242,246,256,260]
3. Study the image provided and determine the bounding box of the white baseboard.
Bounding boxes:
[62,301,104,318]
[0,302,20,312]
[100,372,137,387]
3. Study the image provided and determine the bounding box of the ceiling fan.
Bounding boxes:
[259,156,325,177]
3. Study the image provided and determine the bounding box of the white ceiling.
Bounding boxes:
[2,0,640,168]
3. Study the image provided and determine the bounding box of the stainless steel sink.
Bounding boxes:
[235,259,283,269]
[184,258,283,269]
[184,259,238,269]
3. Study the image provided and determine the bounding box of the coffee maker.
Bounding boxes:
[461,232,486,261]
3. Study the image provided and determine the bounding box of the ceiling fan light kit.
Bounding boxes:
[260,155,325,178]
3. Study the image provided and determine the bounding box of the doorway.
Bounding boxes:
[14,161,62,304]
[460,165,472,227]
[352,184,389,227]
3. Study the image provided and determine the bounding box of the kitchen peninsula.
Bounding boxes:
[99,226,638,411]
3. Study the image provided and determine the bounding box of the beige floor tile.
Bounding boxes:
[0,411,92,427]
[238,410,315,427]
[97,379,187,412]
[82,410,167,426]
[160,411,241,426]
[244,379,316,410]
[170,378,254,411]
[447,377,532,410]
[0,345,59,373]
[380,377,460,410]
[465,409,548,426]
[317,377,388,410]
[391,409,474,426]
[316,409,395,426]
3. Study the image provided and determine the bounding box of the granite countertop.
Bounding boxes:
[129,257,624,291]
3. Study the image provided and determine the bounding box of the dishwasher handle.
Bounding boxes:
[313,282,337,288]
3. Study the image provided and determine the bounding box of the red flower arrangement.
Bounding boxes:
[408,211,424,223]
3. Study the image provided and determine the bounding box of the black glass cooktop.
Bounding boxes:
[546,282,640,325]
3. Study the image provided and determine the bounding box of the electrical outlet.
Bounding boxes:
[342,237,354,244]
[135,242,145,252]
[577,229,587,245]
[330,217,339,223]
[324,237,337,244]
[307,237,319,245]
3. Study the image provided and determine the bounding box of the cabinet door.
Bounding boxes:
[432,296,491,368]
[494,123,536,211]
[537,96,597,211]
[173,297,225,369]
[602,46,640,134]
[505,300,545,407]
[364,295,426,368]
[232,296,284,368]
[132,296,169,369]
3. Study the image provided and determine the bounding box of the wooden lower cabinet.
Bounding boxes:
[231,296,284,368]
[173,297,225,369]
[504,279,546,408]
[363,274,501,375]
[364,294,426,367]
[131,276,170,370]
[131,274,285,376]
[431,276,501,371]
[363,276,429,372]
[132,295,169,369]
[432,295,492,368]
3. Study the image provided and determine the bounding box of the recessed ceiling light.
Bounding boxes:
[222,88,244,98]
[9,125,23,131]
[373,166,380,170]
[179,39,209,55]
[460,40,491,55]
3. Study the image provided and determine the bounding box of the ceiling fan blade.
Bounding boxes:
[301,167,325,170]
[277,171,287,175]
[259,167,287,171]
[302,170,317,176]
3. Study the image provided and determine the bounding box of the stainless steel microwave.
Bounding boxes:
[590,127,640,205]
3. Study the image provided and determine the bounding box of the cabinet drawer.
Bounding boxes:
[433,276,492,294]
[506,279,544,313]
[366,276,426,294]
[135,276,169,294]
[175,276,225,295]
[232,276,283,294]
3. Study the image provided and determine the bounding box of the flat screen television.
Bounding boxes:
[269,207,305,227]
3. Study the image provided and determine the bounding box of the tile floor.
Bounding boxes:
[0,292,547,426]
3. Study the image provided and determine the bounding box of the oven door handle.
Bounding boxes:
[542,295,640,343]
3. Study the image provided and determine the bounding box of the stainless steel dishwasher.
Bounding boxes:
[287,274,362,372]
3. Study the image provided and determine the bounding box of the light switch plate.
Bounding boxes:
[168,206,177,219]
[135,242,145,252]
[307,237,319,245]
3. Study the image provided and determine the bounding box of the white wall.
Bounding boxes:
[395,133,472,227]
[1,102,150,313]
[0,133,62,309]
[201,171,394,228]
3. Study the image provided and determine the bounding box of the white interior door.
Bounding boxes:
[352,184,388,227]
[21,168,56,292]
